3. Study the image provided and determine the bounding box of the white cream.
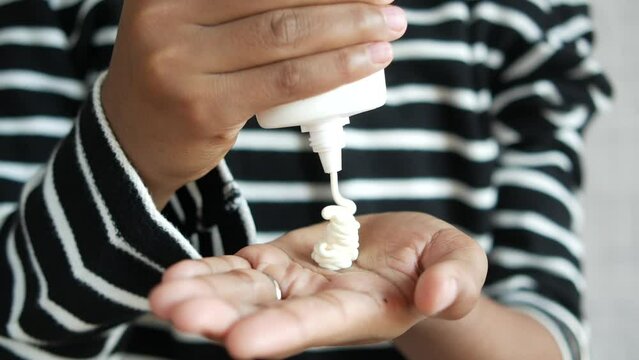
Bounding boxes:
[255,72,386,270]
[311,173,361,270]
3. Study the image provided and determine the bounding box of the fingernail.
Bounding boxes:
[433,278,458,315]
[368,42,393,64]
[382,6,407,32]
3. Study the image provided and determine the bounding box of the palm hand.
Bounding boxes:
[150,212,487,359]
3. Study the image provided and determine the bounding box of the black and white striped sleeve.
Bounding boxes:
[0,0,205,355]
[0,72,202,358]
[483,1,612,359]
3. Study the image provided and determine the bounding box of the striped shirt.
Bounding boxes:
[0,0,612,359]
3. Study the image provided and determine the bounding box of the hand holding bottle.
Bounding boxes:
[101,0,407,207]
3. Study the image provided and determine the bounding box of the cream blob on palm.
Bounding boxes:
[311,204,360,270]
[255,71,387,270]
[310,173,361,270]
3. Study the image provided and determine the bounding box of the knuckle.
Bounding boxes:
[221,256,251,270]
[132,2,174,38]
[143,51,184,104]
[351,4,382,32]
[146,48,178,80]
[162,259,197,281]
[427,228,467,258]
[275,61,303,97]
[267,9,304,47]
[149,80,207,130]
[333,48,356,79]
[236,244,274,268]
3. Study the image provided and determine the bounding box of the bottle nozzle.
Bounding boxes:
[317,149,342,174]
[301,117,349,174]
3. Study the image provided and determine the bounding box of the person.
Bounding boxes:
[0,0,611,359]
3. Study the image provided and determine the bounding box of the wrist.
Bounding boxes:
[100,72,183,209]
[394,296,486,360]
[394,296,563,360]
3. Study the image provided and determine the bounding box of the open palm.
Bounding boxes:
[150,212,487,359]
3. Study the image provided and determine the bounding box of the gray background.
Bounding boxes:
[585,1,638,359]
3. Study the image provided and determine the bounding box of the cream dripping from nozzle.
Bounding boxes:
[311,173,360,270]
[255,71,386,270]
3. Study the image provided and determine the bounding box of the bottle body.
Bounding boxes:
[255,71,387,173]
[256,70,387,129]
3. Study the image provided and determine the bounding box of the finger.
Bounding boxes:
[217,41,393,117]
[181,0,394,25]
[237,246,328,298]
[414,228,488,319]
[224,289,413,359]
[189,4,406,72]
[169,297,257,340]
[149,269,280,320]
[162,256,252,281]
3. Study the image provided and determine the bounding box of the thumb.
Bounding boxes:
[414,228,487,320]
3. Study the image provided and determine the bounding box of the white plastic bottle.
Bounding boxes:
[255,70,387,174]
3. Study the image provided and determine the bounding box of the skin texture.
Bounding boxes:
[395,296,564,360]
[149,212,488,359]
[101,0,407,208]
[102,2,564,358]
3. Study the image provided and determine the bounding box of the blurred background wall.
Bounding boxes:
[585,1,638,359]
